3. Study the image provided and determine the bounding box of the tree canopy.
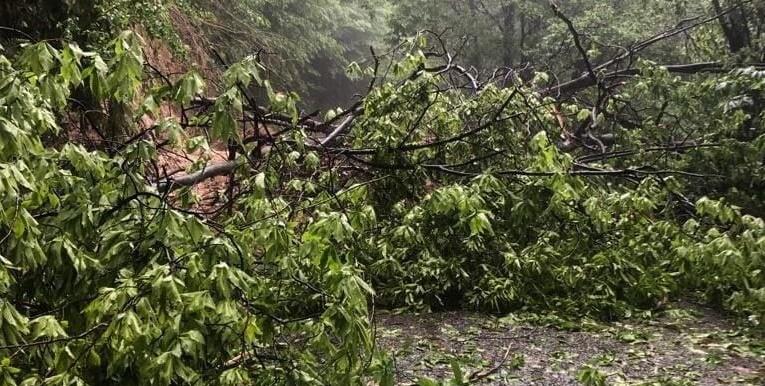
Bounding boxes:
[0,0,764,385]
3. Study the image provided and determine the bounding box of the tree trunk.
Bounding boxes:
[501,3,518,65]
[712,0,752,54]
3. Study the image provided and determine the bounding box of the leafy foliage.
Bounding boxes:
[387,0,765,73]
[0,1,180,49]
[0,34,377,385]
[1,1,765,385]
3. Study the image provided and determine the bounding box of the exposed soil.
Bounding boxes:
[374,304,764,385]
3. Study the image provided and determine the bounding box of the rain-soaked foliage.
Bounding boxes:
[0,1,763,384]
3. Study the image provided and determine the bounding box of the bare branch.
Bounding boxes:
[157,159,244,192]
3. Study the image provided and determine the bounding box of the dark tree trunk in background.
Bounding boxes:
[501,3,518,65]
[711,1,765,142]
[712,0,752,54]
[754,0,765,61]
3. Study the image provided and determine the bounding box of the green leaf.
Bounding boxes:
[29,316,68,340]
[174,72,205,104]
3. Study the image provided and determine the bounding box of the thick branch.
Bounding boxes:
[157,159,244,192]
[550,2,597,84]
[543,62,765,96]
[542,3,747,96]
[319,110,360,146]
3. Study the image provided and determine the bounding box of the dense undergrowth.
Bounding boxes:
[1,1,764,385]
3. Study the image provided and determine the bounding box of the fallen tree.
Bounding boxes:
[0,3,764,385]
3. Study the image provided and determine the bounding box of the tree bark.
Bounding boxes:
[501,3,518,65]
[712,0,751,54]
